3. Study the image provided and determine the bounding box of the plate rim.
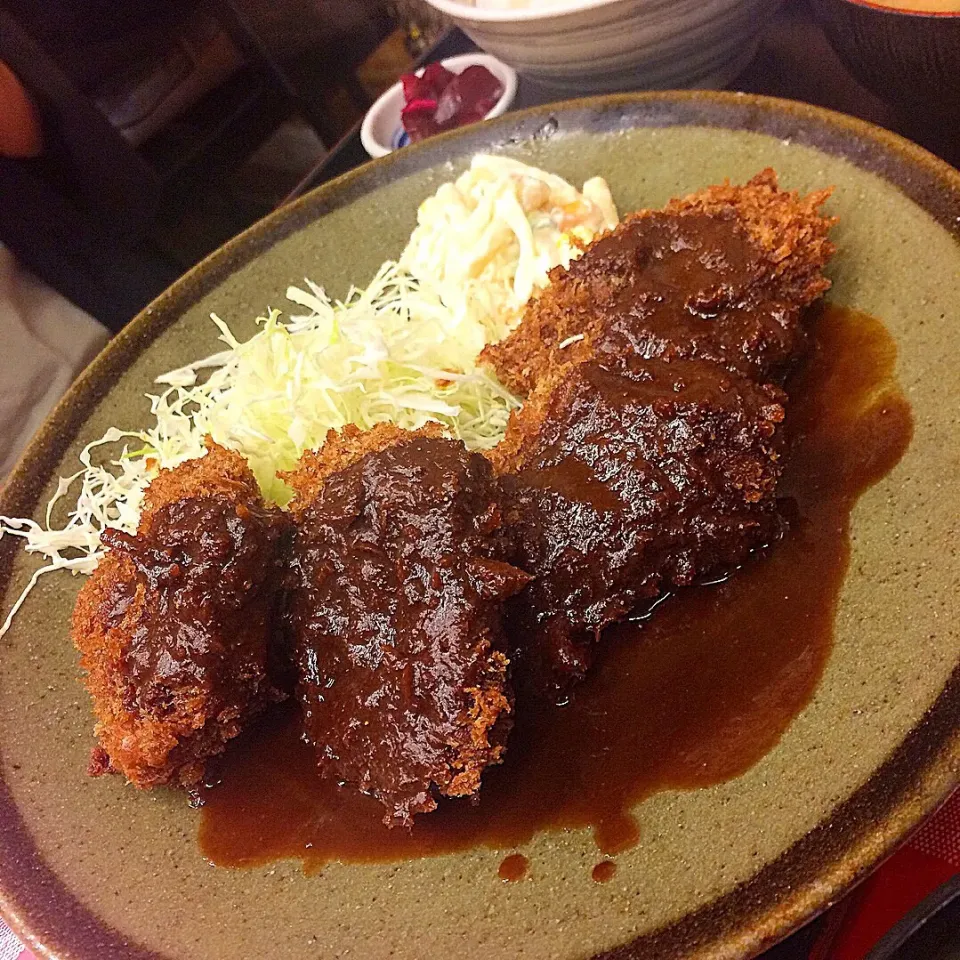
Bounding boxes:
[0,89,957,960]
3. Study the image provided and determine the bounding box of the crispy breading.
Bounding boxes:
[664,168,835,301]
[138,438,258,522]
[72,438,288,789]
[482,170,835,695]
[497,357,787,694]
[285,429,530,825]
[481,169,836,396]
[279,422,443,518]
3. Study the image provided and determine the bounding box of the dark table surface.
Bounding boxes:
[285,9,959,958]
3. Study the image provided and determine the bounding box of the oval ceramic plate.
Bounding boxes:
[0,92,958,960]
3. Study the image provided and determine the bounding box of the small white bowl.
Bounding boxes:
[360,53,518,159]
[421,0,781,94]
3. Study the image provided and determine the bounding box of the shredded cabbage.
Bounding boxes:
[0,155,618,637]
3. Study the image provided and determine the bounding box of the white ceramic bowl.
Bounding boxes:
[421,0,781,93]
[360,53,518,158]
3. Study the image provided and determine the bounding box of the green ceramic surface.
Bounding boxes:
[0,93,957,960]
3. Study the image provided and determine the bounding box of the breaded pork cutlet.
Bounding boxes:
[481,170,835,396]
[485,171,835,695]
[497,357,786,695]
[282,425,531,826]
[72,438,288,790]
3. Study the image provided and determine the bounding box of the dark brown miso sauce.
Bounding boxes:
[592,861,617,884]
[199,304,913,871]
[498,853,529,882]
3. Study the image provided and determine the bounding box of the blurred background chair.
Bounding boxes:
[0,0,395,331]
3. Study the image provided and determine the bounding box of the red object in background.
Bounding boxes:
[399,63,504,143]
[401,61,454,103]
[0,60,42,158]
[811,789,960,959]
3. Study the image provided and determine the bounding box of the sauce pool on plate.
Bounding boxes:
[198,304,913,871]
[498,853,529,882]
[592,861,617,883]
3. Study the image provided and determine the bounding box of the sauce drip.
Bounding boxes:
[592,861,617,884]
[498,854,529,882]
[199,305,912,870]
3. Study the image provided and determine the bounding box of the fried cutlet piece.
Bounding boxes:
[481,170,835,396]
[72,438,288,790]
[284,428,531,826]
[496,357,786,696]
[280,421,442,517]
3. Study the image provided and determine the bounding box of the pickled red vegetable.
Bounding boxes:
[399,63,504,143]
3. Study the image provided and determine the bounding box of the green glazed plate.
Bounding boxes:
[0,92,958,960]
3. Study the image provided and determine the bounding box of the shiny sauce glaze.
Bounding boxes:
[199,304,912,869]
[592,861,617,884]
[286,437,528,827]
[101,496,287,708]
[582,212,804,384]
[498,853,529,882]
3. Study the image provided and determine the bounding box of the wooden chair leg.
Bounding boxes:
[208,0,341,147]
